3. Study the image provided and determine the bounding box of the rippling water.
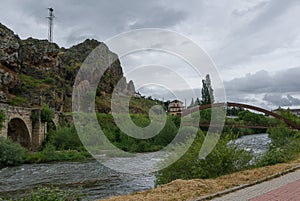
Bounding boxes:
[0,160,155,200]
[231,133,271,156]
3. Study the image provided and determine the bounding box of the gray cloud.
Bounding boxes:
[263,94,300,106]
[224,67,300,108]
[232,1,268,16]
[225,67,300,94]
[0,0,187,47]
[214,0,300,68]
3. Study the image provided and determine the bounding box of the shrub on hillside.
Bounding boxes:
[41,104,54,123]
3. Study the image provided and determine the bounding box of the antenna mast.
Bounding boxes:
[47,8,55,43]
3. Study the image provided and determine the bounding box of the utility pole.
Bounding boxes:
[47,8,55,43]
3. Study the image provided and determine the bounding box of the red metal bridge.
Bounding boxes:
[181,102,300,130]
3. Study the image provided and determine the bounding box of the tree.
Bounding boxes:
[195,98,201,105]
[201,74,214,105]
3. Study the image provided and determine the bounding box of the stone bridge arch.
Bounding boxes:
[7,117,31,148]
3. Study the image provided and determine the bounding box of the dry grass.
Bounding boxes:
[100,156,300,201]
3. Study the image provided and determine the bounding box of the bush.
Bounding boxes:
[155,130,253,185]
[25,144,88,163]
[45,126,84,151]
[268,126,294,147]
[0,137,26,168]
[257,126,300,166]
[97,113,179,153]
[41,104,54,123]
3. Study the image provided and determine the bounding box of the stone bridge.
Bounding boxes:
[0,103,59,150]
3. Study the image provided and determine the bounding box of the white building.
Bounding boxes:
[168,100,184,116]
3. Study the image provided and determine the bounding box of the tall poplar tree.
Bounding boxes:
[201,74,214,105]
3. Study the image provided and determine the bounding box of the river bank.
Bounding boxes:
[2,129,300,201]
[0,133,270,200]
[101,155,300,201]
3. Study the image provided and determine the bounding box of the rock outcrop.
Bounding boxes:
[0,22,135,112]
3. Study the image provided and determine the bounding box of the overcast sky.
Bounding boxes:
[1,0,300,109]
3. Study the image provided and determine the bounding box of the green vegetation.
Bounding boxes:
[257,126,300,166]
[0,137,26,168]
[0,111,4,128]
[43,77,55,84]
[226,109,282,135]
[26,126,90,163]
[0,186,84,201]
[155,109,300,186]
[155,130,253,185]
[0,124,90,167]
[7,96,28,106]
[45,126,83,151]
[41,104,54,123]
[97,114,179,153]
[277,108,300,125]
[0,113,181,167]
[25,145,89,164]
[19,74,45,89]
[95,95,162,114]
[201,74,214,105]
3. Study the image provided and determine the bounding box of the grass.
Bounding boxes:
[0,186,84,201]
[7,96,28,106]
[19,74,48,89]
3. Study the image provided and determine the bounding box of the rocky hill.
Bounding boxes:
[0,22,136,112]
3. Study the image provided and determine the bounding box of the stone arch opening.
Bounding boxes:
[7,118,31,148]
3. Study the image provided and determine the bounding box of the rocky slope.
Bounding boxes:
[0,22,135,112]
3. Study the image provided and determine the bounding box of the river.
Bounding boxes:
[232,133,271,156]
[0,133,270,200]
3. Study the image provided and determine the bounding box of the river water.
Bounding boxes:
[232,133,271,156]
[0,133,271,200]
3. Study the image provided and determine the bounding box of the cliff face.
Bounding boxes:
[0,22,134,112]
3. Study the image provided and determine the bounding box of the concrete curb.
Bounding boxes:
[191,164,300,201]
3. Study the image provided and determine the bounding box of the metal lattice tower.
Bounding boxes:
[47,8,55,43]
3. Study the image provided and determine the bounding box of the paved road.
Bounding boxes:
[212,169,300,201]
